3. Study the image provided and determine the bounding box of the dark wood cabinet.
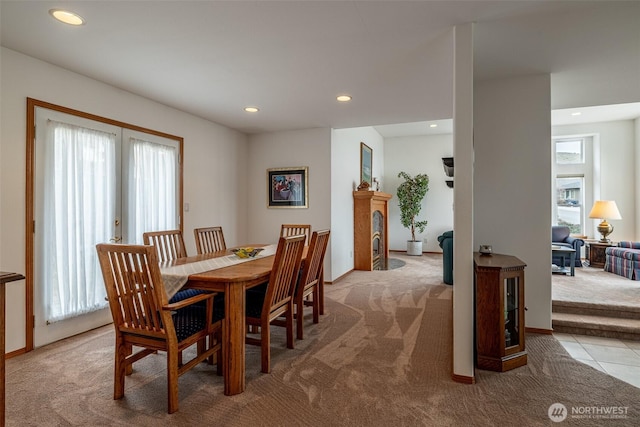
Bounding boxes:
[474,253,527,372]
[586,241,615,268]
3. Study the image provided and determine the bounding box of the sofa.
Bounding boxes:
[437,230,453,285]
[604,242,640,280]
[552,226,584,267]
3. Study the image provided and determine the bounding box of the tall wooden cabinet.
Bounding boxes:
[353,191,392,271]
[474,253,527,372]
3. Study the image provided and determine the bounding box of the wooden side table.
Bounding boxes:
[585,241,616,268]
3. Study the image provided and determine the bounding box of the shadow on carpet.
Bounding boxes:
[386,258,406,270]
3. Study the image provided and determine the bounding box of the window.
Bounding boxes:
[555,139,584,164]
[27,99,183,348]
[555,175,584,234]
[552,136,594,237]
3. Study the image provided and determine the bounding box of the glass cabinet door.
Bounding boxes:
[504,276,520,349]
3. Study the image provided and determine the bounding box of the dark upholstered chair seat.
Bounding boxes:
[169,288,207,302]
[171,305,208,342]
[247,282,268,295]
[245,290,265,319]
[170,289,225,323]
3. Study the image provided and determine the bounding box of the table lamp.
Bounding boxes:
[588,200,622,243]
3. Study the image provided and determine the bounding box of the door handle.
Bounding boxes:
[110,236,122,243]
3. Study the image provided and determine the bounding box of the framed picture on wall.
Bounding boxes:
[360,142,373,186]
[267,167,309,208]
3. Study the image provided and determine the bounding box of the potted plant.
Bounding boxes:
[396,171,430,255]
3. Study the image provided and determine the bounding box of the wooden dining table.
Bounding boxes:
[162,245,308,396]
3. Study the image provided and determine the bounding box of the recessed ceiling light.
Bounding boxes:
[336,95,352,102]
[49,9,85,26]
[429,124,438,128]
[571,112,582,116]
[244,106,259,113]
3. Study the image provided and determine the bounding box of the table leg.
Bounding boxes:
[222,282,245,395]
[570,252,575,276]
[559,253,566,274]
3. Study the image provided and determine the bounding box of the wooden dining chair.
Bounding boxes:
[245,234,306,373]
[280,224,311,245]
[142,229,187,263]
[96,243,222,414]
[294,229,330,340]
[194,226,226,255]
[142,229,220,364]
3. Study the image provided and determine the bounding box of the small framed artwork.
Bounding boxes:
[360,142,373,186]
[267,167,309,208]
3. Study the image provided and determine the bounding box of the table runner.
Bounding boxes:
[161,244,277,299]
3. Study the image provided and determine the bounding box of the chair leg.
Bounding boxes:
[261,322,271,373]
[312,287,320,324]
[207,333,215,365]
[215,329,223,376]
[319,270,325,315]
[114,337,127,400]
[286,302,294,350]
[296,300,304,340]
[196,339,205,360]
[167,348,179,414]
[125,343,133,376]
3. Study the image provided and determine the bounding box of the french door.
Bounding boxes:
[32,105,181,347]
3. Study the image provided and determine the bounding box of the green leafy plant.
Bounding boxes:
[396,171,430,241]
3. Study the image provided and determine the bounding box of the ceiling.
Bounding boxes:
[1,1,639,136]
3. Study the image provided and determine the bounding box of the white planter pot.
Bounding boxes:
[407,240,423,256]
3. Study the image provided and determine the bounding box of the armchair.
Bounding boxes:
[437,230,453,285]
[552,226,584,267]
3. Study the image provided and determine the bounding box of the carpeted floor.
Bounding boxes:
[552,264,640,308]
[386,257,406,270]
[6,253,640,426]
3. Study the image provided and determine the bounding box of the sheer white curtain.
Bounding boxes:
[127,137,178,244]
[43,120,115,322]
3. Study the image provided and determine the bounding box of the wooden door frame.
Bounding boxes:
[23,98,184,353]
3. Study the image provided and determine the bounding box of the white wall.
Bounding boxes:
[452,23,475,380]
[246,128,332,278]
[553,119,637,241]
[330,126,384,280]
[384,134,454,252]
[474,74,552,331]
[1,47,249,352]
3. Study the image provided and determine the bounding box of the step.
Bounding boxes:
[552,300,640,320]
[552,312,640,341]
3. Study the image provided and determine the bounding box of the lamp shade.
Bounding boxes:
[588,200,622,220]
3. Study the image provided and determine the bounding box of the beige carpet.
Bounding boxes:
[552,264,640,308]
[6,253,640,426]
